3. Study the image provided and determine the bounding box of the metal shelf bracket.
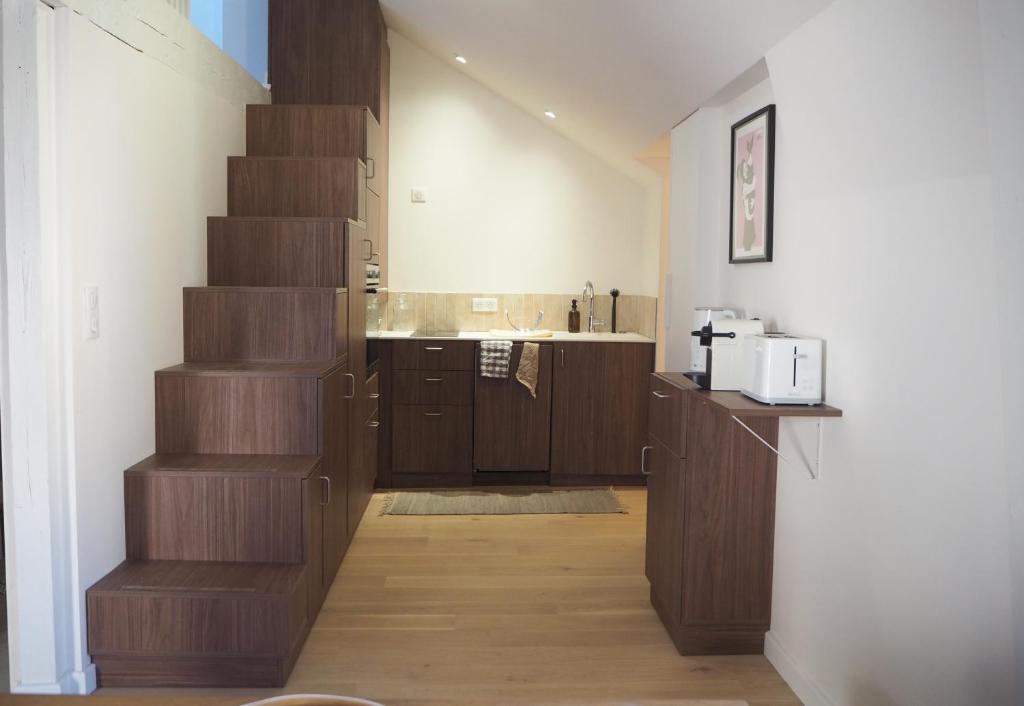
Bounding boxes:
[730,415,824,480]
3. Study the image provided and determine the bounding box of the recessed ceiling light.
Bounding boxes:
[544,110,557,119]
[454,54,467,64]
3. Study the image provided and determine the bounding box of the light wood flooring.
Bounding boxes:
[38,487,799,706]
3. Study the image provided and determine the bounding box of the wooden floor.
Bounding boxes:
[85,487,799,706]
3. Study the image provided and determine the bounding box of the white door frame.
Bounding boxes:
[0,0,93,694]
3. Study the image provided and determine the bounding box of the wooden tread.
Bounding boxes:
[88,560,309,687]
[125,453,321,478]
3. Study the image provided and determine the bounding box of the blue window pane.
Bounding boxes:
[191,0,268,84]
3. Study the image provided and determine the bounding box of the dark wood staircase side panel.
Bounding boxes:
[227,157,365,219]
[184,287,348,363]
[124,473,306,563]
[246,105,372,159]
[155,373,320,455]
[208,218,348,288]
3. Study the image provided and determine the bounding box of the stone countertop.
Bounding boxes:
[379,330,655,344]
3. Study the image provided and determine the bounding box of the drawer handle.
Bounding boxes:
[640,446,654,476]
[424,346,444,351]
[424,377,443,382]
[319,475,331,506]
[369,393,381,399]
[368,420,381,428]
[424,411,443,417]
[651,390,672,399]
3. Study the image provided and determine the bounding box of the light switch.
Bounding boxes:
[411,188,428,203]
[472,297,498,313]
[85,285,100,340]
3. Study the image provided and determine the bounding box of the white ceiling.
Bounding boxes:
[382,0,833,172]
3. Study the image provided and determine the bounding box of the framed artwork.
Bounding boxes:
[729,104,775,263]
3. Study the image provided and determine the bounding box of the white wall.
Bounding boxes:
[666,0,1021,704]
[59,6,263,691]
[388,31,660,296]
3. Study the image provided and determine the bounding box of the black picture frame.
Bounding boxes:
[729,104,775,264]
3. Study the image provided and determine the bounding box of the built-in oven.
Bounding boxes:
[365,262,384,380]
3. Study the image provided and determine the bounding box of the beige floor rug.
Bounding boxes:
[382,487,625,515]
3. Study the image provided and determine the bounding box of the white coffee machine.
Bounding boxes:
[686,316,765,391]
[690,307,738,373]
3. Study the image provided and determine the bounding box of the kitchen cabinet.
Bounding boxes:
[643,437,685,627]
[644,372,842,655]
[318,364,352,592]
[550,342,655,483]
[392,405,473,476]
[473,343,553,472]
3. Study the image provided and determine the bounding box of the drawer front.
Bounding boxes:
[648,374,688,458]
[392,405,472,474]
[392,340,475,371]
[393,370,473,406]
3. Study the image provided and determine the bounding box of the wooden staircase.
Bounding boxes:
[86,0,389,688]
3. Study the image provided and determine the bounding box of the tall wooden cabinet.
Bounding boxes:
[644,373,841,655]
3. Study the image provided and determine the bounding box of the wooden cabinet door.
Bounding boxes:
[550,342,654,478]
[304,471,326,616]
[473,343,553,471]
[319,365,351,588]
[644,437,685,627]
[348,405,379,537]
[392,405,473,474]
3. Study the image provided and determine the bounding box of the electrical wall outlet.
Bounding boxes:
[85,285,100,340]
[411,187,428,203]
[472,297,498,313]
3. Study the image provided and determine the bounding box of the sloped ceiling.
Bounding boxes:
[381,0,833,170]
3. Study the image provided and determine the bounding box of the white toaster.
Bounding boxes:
[741,334,823,405]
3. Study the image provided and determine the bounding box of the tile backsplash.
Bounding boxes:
[385,292,658,340]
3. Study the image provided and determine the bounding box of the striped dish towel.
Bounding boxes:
[480,340,513,378]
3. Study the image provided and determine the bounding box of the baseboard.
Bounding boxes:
[67,663,98,694]
[11,663,96,695]
[764,631,837,706]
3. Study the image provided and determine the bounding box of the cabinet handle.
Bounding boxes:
[560,348,565,368]
[424,411,443,417]
[366,157,375,179]
[424,377,443,382]
[424,346,444,351]
[344,373,355,399]
[319,475,331,506]
[368,420,381,428]
[651,390,672,399]
[363,238,373,262]
[640,446,654,476]
[369,392,381,399]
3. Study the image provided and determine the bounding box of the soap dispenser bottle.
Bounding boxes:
[568,299,581,333]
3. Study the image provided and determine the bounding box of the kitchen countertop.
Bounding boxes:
[655,371,843,417]
[379,330,655,343]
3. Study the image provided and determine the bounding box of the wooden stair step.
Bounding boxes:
[184,286,348,363]
[125,453,320,564]
[207,217,350,288]
[227,156,365,219]
[246,104,376,159]
[154,361,345,455]
[87,559,309,688]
